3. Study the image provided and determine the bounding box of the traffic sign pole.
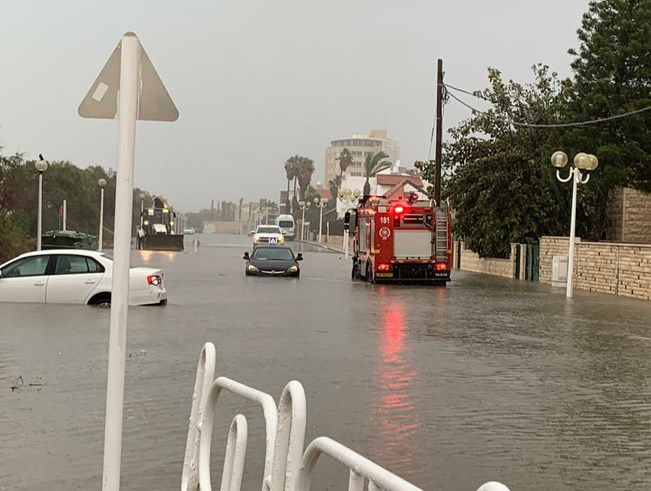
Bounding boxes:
[102,32,139,491]
[79,31,177,490]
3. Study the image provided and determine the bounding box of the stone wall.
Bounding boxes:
[454,241,515,279]
[539,236,580,284]
[607,187,651,243]
[540,236,651,301]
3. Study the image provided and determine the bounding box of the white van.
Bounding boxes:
[275,214,296,240]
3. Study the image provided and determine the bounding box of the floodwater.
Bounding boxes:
[1,234,650,490]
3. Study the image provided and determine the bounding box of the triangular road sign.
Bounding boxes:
[78,34,178,122]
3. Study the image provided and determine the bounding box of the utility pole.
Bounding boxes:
[434,58,444,206]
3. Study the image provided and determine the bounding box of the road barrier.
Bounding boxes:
[181,342,510,491]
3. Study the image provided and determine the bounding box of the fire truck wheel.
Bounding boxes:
[351,262,360,280]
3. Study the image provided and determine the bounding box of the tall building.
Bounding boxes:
[324,129,400,184]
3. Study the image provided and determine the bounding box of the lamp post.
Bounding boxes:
[298,200,310,240]
[314,196,328,244]
[98,178,107,251]
[139,193,145,227]
[551,151,599,298]
[337,188,361,258]
[35,156,49,251]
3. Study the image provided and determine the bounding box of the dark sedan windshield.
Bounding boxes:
[252,247,294,261]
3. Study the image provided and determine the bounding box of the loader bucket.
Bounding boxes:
[141,234,184,251]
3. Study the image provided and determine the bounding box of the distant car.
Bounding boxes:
[183,227,195,235]
[0,250,167,306]
[243,246,302,277]
[253,225,285,246]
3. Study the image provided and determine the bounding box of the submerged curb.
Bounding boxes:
[295,239,344,254]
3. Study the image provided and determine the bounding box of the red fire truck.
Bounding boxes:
[345,192,452,284]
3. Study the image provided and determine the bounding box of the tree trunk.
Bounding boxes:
[292,178,297,213]
[363,178,371,196]
[286,179,291,213]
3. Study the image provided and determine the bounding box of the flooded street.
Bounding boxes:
[1,234,650,490]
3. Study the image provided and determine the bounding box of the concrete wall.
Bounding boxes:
[454,241,515,279]
[540,236,651,301]
[312,234,353,251]
[607,187,651,243]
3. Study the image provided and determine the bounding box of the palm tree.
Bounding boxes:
[328,175,342,201]
[284,156,299,214]
[295,157,315,201]
[363,151,391,196]
[336,148,353,178]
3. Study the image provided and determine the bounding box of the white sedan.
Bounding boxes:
[253,225,285,246]
[0,249,167,306]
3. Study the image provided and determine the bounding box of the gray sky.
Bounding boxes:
[1,0,590,211]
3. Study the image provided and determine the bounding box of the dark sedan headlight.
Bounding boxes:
[287,265,298,273]
[247,264,259,272]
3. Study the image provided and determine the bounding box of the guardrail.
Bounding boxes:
[182,342,510,491]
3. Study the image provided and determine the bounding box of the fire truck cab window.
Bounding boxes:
[359,220,367,253]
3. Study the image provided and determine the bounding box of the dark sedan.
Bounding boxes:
[244,246,302,277]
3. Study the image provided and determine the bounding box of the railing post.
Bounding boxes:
[270,381,307,490]
[220,414,248,491]
[199,377,278,491]
[181,342,216,491]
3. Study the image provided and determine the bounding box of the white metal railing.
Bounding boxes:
[200,377,279,491]
[295,437,422,491]
[182,342,511,491]
[182,342,216,491]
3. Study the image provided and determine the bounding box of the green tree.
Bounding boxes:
[328,175,342,201]
[0,148,166,256]
[295,156,315,201]
[441,66,570,258]
[564,0,651,239]
[0,151,33,261]
[362,151,391,196]
[336,148,354,178]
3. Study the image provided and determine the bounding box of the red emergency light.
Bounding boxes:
[434,262,448,271]
[377,263,391,272]
[393,205,404,214]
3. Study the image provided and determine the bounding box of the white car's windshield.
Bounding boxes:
[257,227,281,234]
[252,248,294,261]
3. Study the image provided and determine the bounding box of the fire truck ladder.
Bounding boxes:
[435,206,449,262]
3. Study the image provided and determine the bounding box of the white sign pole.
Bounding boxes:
[36,173,44,250]
[98,186,105,251]
[102,32,140,491]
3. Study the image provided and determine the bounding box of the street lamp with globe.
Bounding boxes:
[551,151,598,298]
[35,156,49,250]
[313,196,328,244]
[98,178,107,251]
[298,200,311,240]
[337,188,361,258]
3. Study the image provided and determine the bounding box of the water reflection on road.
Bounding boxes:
[0,233,650,490]
[369,291,420,481]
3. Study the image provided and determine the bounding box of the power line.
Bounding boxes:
[444,82,651,128]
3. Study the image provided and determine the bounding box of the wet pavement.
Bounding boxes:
[1,233,650,490]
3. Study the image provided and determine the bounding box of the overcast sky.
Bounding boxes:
[1,0,590,211]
